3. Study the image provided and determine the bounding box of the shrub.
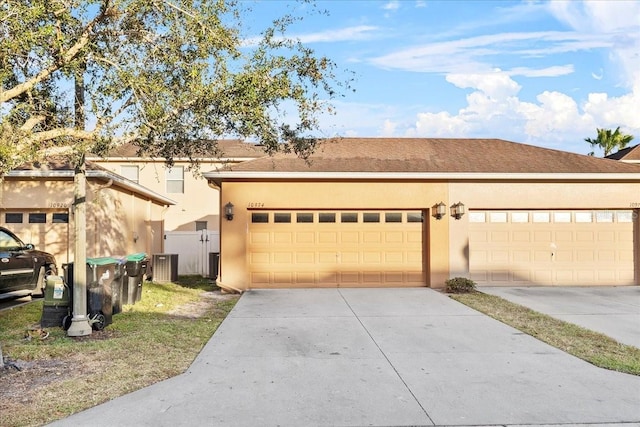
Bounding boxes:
[445,277,477,293]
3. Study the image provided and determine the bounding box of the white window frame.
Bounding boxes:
[120,165,140,183]
[166,166,185,193]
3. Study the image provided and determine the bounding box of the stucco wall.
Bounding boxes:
[93,159,221,232]
[0,178,166,265]
[219,180,450,290]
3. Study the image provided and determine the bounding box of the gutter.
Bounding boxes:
[7,169,176,206]
[203,171,640,182]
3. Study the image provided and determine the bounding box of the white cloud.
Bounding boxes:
[415,1,427,8]
[402,70,637,152]
[446,71,521,99]
[297,25,380,43]
[383,1,400,11]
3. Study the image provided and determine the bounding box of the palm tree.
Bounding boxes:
[585,127,635,156]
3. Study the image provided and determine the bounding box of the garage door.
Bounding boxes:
[248,211,425,288]
[470,210,635,286]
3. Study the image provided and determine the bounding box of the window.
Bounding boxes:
[407,212,423,223]
[29,213,46,223]
[595,211,613,223]
[319,213,336,223]
[575,212,593,223]
[385,212,402,223]
[554,212,571,223]
[341,212,358,223]
[251,213,269,223]
[274,213,291,223]
[489,212,507,223]
[617,211,633,223]
[52,213,69,223]
[532,212,550,223]
[195,221,207,231]
[166,166,184,193]
[296,213,314,223]
[363,212,380,223]
[511,212,529,223]
[120,165,139,183]
[5,213,23,223]
[468,212,485,223]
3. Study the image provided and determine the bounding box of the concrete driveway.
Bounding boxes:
[481,286,640,348]
[50,288,640,427]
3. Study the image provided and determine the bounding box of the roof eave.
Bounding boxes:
[5,170,176,205]
[203,171,640,181]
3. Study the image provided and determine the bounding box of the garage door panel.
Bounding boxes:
[470,210,635,286]
[318,252,338,264]
[250,252,270,264]
[296,252,315,263]
[296,232,315,243]
[273,232,292,244]
[249,210,425,288]
[251,232,271,244]
[512,231,531,242]
[273,252,293,264]
[319,232,338,244]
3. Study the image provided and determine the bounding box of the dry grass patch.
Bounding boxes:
[451,291,640,376]
[0,278,239,427]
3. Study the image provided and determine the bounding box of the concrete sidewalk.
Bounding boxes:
[49,288,640,427]
[481,286,640,348]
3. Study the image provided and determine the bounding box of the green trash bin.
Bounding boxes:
[123,253,148,304]
[41,275,70,327]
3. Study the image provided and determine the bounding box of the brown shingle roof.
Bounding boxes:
[102,140,265,159]
[606,144,640,161]
[224,138,640,174]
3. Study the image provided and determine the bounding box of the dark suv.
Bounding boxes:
[0,227,58,299]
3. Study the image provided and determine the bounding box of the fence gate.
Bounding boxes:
[164,230,220,276]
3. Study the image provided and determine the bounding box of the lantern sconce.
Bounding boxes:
[432,202,447,220]
[224,202,235,221]
[450,202,466,220]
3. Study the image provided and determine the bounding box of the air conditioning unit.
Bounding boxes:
[152,254,178,283]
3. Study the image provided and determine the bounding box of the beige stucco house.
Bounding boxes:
[89,140,264,233]
[0,160,174,265]
[205,138,640,291]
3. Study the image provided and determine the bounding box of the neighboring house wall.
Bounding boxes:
[0,176,169,265]
[92,159,221,232]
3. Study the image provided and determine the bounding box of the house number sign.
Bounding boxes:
[49,202,70,208]
[247,202,265,208]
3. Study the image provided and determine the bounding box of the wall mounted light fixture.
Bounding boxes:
[450,202,466,220]
[432,202,447,220]
[224,202,235,221]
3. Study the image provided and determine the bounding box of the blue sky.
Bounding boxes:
[251,0,640,156]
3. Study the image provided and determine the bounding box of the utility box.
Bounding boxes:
[152,254,178,283]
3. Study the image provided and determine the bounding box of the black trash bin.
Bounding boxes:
[111,259,126,315]
[123,253,148,304]
[63,257,119,330]
[209,252,220,280]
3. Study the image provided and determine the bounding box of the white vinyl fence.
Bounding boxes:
[163,230,220,276]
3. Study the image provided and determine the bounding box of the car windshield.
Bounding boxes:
[0,230,24,250]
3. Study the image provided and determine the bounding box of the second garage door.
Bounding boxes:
[248,211,425,288]
[469,210,635,286]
